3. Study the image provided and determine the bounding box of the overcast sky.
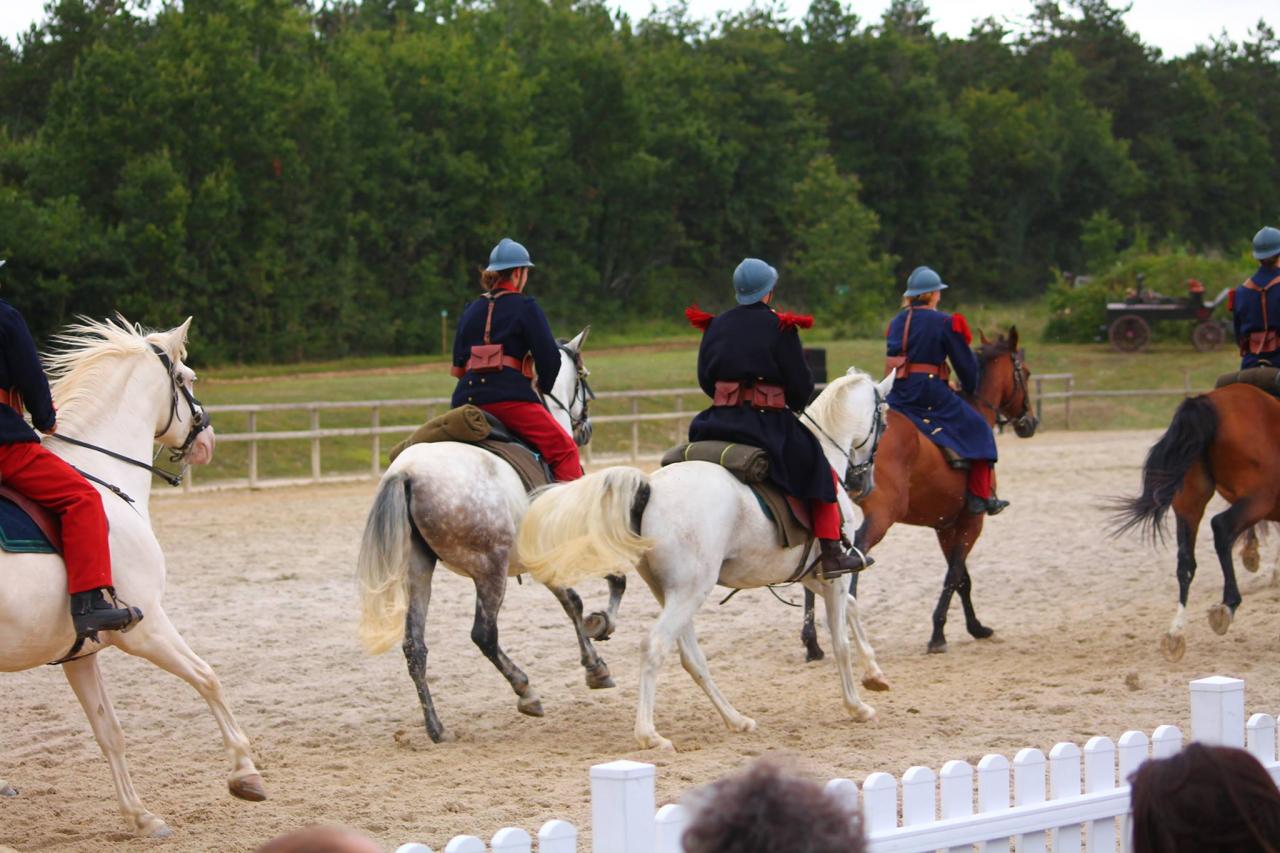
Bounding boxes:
[0,0,1275,57]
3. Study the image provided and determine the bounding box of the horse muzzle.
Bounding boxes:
[186,426,217,466]
[1013,413,1039,438]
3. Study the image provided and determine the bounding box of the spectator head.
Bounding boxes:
[681,758,864,853]
[1129,742,1280,853]
[255,825,382,853]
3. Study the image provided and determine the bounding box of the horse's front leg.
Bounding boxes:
[471,567,543,718]
[583,574,626,641]
[547,584,615,689]
[844,592,889,692]
[805,576,875,722]
[62,655,171,837]
[112,609,266,802]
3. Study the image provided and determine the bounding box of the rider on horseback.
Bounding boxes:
[685,258,872,579]
[885,266,1007,516]
[1232,226,1280,369]
[0,265,142,639]
[450,238,583,482]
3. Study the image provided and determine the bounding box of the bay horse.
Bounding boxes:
[515,369,894,751]
[801,328,1038,656]
[1,317,264,838]
[1112,383,1280,661]
[356,329,626,742]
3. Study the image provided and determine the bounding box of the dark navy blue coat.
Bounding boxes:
[885,307,996,462]
[0,300,56,445]
[451,289,562,408]
[1232,264,1280,368]
[687,302,835,503]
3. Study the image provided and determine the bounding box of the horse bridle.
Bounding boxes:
[970,348,1035,433]
[801,384,887,494]
[50,344,211,489]
[540,343,595,447]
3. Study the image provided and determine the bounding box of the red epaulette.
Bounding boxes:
[685,304,715,331]
[1228,290,1235,311]
[774,310,814,331]
[950,313,973,345]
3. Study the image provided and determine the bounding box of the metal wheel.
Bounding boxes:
[1191,320,1226,352]
[1108,315,1150,352]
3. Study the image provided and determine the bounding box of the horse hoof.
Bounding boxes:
[862,675,891,692]
[969,625,995,640]
[927,640,947,654]
[427,728,455,744]
[848,703,877,723]
[637,733,675,751]
[1,784,17,797]
[1208,604,1233,636]
[1161,632,1186,662]
[586,666,615,690]
[804,646,826,663]
[728,716,757,733]
[137,815,172,838]
[1243,549,1261,573]
[584,611,616,641]
[229,773,268,802]
[518,695,545,717]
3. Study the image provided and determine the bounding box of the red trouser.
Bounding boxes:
[0,442,111,593]
[479,401,584,481]
[968,460,994,499]
[810,468,843,541]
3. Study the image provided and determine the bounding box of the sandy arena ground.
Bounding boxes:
[4,429,1280,851]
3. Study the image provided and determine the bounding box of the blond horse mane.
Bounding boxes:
[43,316,181,433]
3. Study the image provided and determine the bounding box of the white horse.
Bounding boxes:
[516,368,894,750]
[0,318,264,838]
[357,329,626,742]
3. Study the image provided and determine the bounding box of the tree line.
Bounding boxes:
[0,0,1276,361]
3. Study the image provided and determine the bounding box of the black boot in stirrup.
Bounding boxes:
[818,539,875,580]
[70,587,143,640]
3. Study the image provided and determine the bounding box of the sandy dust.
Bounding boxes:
[4,429,1280,851]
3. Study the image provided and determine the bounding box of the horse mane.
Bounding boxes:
[976,334,1012,361]
[44,316,178,430]
[805,367,873,429]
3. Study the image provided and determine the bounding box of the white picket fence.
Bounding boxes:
[392,676,1280,853]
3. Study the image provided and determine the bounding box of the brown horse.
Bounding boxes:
[802,328,1038,656]
[1112,383,1280,661]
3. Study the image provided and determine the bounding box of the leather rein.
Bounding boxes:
[49,344,210,492]
[540,343,595,446]
[801,383,886,491]
[967,347,1032,429]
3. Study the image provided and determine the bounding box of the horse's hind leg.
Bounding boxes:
[471,569,543,718]
[675,622,755,733]
[1208,500,1266,636]
[806,577,875,721]
[1241,525,1261,573]
[112,610,266,802]
[403,549,447,742]
[952,516,993,642]
[1163,471,1212,660]
[62,655,170,837]
[548,584,615,689]
[583,574,626,641]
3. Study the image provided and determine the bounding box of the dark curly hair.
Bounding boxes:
[680,758,865,853]
[1130,743,1280,853]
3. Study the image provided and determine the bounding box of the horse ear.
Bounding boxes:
[1007,325,1019,352]
[877,371,895,398]
[566,325,591,353]
[166,317,193,357]
[979,329,990,345]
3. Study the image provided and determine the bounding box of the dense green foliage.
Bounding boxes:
[1,0,1277,361]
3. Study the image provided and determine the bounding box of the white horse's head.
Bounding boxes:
[546,326,594,447]
[46,316,216,466]
[805,368,894,500]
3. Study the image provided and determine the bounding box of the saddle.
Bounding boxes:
[0,486,61,554]
[388,405,554,492]
[1215,366,1280,398]
[660,441,811,549]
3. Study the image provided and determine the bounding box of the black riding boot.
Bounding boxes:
[70,587,143,639]
[818,539,874,580]
[965,493,1011,516]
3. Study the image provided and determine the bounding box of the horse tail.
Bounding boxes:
[1111,394,1218,543]
[357,471,416,654]
[516,466,653,588]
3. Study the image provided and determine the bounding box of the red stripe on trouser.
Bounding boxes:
[810,467,843,541]
[0,442,112,593]
[479,401,584,481]
[968,460,993,499]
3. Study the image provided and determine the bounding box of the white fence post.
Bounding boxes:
[1117,730,1149,852]
[861,772,898,836]
[901,766,936,828]
[536,819,577,853]
[394,845,434,853]
[1190,675,1245,747]
[1083,736,1117,852]
[1048,743,1082,853]
[1013,748,1047,853]
[491,827,532,853]
[654,803,688,853]
[590,760,655,853]
[1151,725,1183,758]
[443,837,485,853]
[976,754,1010,853]
[1247,714,1277,765]
[939,760,973,853]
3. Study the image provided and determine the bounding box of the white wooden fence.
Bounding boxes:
[390,676,1280,853]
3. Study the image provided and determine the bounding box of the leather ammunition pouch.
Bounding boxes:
[451,290,536,379]
[712,381,786,411]
[0,388,23,414]
[1245,330,1279,355]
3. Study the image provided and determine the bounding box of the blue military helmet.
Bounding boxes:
[733,258,778,305]
[903,265,949,297]
[485,238,535,272]
[1253,226,1280,261]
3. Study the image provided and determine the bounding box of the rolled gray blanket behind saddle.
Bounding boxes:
[388,404,492,463]
[660,441,770,483]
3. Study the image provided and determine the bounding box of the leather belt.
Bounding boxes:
[903,362,950,379]
[712,381,787,411]
[451,355,533,379]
